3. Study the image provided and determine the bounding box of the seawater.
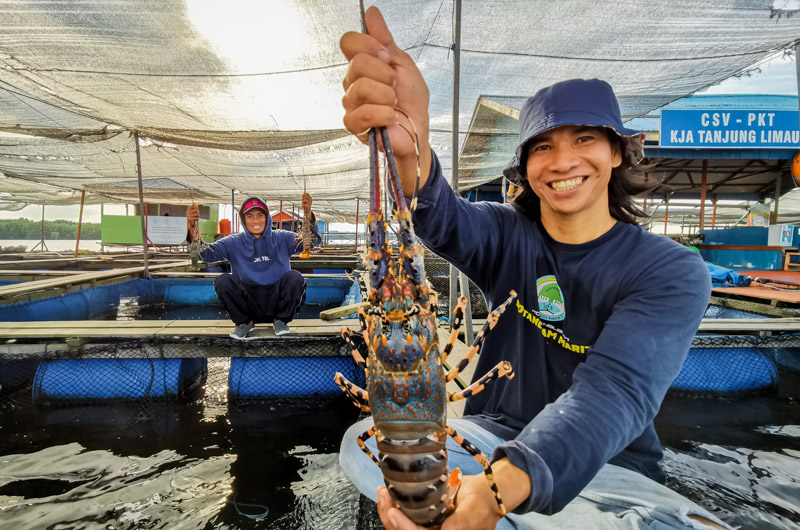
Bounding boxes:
[1,389,797,529]
[0,239,102,252]
[0,388,363,529]
[1,296,797,528]
[656,393,800,529]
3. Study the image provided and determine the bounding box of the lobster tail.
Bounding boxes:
[379,431,459,526]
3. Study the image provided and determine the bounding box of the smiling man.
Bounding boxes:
[187,193,319,339]
[337,7,723,530]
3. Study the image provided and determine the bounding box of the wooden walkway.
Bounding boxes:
[0,318,345,339]
[3,315,800,344]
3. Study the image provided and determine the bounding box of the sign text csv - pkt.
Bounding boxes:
[660,109,800,148]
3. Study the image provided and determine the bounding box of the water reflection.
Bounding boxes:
[657,393,800,530]
[0,443,234,529]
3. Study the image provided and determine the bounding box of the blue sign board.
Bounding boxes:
[660,109,800,148]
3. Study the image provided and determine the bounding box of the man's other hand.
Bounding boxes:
[187,203,200,222]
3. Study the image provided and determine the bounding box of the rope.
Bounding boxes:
[228,493,270,520]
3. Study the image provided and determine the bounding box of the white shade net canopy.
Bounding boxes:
[0,0,798,221]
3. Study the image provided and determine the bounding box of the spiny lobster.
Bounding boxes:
[299,194,312,259]
[189,219,204,271]
[333,117,517,525]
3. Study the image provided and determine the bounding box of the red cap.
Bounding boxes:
[241,197,268,214]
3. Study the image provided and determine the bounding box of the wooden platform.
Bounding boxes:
[712,270,800,305]
[0,318,346,339]
[3,315,800,342]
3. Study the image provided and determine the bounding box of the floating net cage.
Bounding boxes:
[0,335,367,414]
[1,331,799,413]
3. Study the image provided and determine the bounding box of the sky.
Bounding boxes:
[0,53,797,224]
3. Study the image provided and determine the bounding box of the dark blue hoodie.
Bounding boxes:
[200,196,303,286]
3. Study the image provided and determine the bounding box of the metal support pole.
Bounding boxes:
[712,198,717,227]
[773,172,782,224]
[699,160,707,230]
[100,203,104,251]
[279,200,283,229]
[232,190,236,232]
[74,190,86,257]
[354,198,360,252]
[133,132,150,278]
[41,204,45,250]
[448,0,462,326]
[459,271,474,346]
[32,204,48,252]
[663,197,669,234]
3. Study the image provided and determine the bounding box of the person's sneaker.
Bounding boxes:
[230,323,255,340]
[273,320,291,336]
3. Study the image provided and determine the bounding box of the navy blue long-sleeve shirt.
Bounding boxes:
[412,152,711,515]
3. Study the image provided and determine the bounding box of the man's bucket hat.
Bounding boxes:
[502,79,645,184]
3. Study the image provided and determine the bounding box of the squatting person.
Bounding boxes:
[187,193,320,339]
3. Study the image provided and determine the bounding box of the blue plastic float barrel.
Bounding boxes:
[671,347,777,393]
[228,356,364,399]
[32,358,207,403]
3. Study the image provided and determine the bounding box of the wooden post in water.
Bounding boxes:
[133,132,150,278]
[74,190,86,257]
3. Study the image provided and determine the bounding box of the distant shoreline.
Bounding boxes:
[0,239,102,253]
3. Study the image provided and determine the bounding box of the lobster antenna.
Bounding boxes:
[358,0,382,218]
[357,0,367,32]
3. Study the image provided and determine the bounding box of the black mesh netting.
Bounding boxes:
[424,251,488,319]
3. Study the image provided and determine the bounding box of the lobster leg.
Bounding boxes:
[341,327,368,373]
[334,372,372,412]
[357,425,382,467]
[444,425,508,517]
[441,296,469,364]
[448,361,515,403]
[445,291,517,383]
